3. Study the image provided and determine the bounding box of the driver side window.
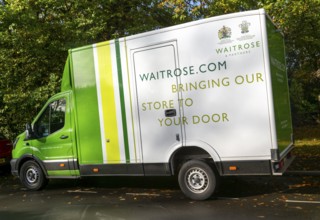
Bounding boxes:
[34,99,66,138]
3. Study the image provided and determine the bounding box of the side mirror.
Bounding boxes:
[25,123,34,139]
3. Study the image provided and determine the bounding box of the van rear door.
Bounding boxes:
[131,41,182,174]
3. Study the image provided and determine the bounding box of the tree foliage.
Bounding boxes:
[0,0,319,139]
[0,0,174,138]
[265,0,320,125]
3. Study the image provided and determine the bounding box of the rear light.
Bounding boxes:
[274,160,284,172]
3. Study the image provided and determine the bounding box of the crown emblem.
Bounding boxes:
[239,21,251,33]
[218,26,232,40]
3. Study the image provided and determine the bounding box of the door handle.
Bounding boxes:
[165,109,176,117]
[60,135,69,139]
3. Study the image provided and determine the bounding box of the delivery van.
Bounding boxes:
[11,9,294,200]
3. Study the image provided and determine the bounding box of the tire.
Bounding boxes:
[20,160,48,190]
[178,160,217,200]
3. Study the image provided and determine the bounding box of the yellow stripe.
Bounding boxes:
[96,42,120,162]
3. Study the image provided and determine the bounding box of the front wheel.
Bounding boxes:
[178,160,218,200]
[20,160,48,190]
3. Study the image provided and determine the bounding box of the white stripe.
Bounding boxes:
[110,42,126,163]
[93,44,107,163]
[43,159,77,163]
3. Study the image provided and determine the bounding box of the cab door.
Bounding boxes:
[30,92,78,177]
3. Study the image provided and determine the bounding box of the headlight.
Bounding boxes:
[13,137,19,150]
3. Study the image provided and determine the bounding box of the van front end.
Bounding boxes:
[10,127,51,190]
[11,91,79,190]
[10,132,28,177]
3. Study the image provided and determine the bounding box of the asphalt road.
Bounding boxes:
[0,167,319,220]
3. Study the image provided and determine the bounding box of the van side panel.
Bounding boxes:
[92,41,142,165]
[70,47,103,164]
[67,9,293,176]
[71,41,145,175]
[266,19,293,154]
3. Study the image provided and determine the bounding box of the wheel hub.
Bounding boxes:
[26,168,39,184]
[186,168,209,193]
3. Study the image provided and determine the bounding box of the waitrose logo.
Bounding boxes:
[215,41,261,56]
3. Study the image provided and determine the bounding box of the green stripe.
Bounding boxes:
[115,39,130,162]
[71,47,103,164]
[124,38,138,162]
[71,46,103,164]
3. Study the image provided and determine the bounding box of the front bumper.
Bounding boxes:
[10,159,19,176]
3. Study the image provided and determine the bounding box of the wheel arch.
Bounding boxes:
[16,155,48,177]
[169,142,222,175]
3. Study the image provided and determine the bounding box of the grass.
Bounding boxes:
[294,125,320,144]
[289,125,320,171]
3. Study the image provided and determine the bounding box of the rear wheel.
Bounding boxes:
[20,160,48,190]
[178,160,217,200]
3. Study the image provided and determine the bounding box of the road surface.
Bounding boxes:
[0,167,319,220]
